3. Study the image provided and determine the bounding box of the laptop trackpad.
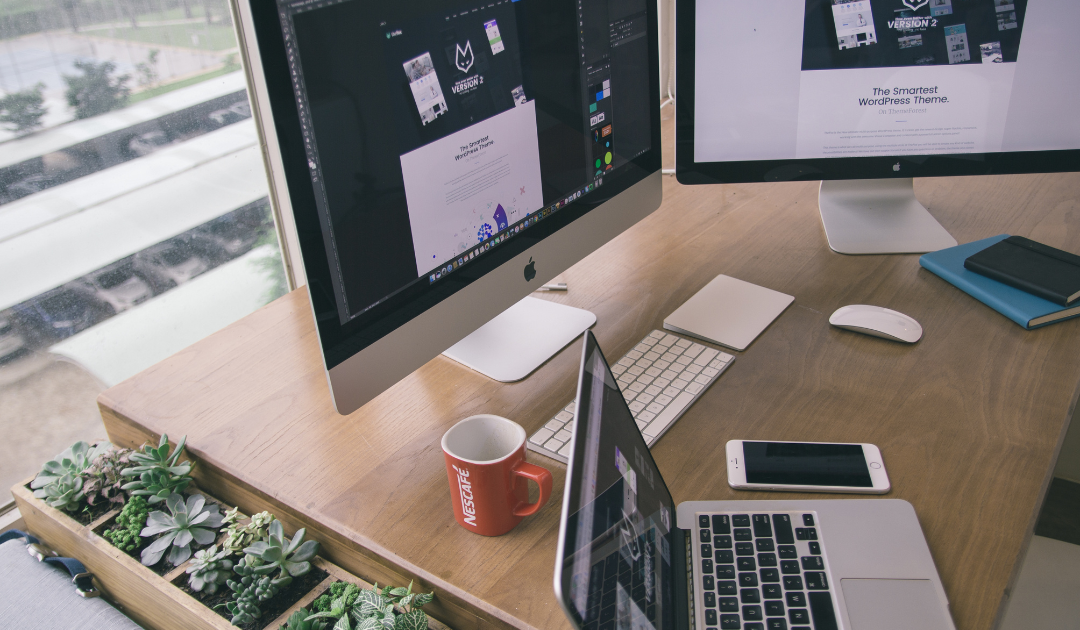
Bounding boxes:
[840,579,952,630]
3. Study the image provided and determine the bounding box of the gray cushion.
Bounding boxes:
[0,538,144,630]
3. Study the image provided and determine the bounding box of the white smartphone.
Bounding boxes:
[726,440,890,494]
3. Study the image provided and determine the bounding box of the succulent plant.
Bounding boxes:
[120,434,193,504]
[31,441,110,512]
[221,508,274,557]
[139,493,225,567]
[186,544,234,594]
[244,520,319,586]
[81,446,134,507]
[280,608,328,630]
[103,495,150,552]
[226,555,289,626]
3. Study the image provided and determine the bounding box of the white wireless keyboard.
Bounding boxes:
[527,329,735,463]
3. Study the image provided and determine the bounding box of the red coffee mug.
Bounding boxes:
[442,415,553,536]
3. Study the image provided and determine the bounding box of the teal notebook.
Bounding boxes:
[919,235,1080,330]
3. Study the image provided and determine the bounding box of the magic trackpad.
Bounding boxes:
[840,579,953,630]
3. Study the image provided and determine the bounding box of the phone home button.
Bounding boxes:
[870,462,881,469]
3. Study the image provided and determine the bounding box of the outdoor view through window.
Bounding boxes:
[0,0,285,501]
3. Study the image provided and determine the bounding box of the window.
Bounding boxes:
[0,0,287,498]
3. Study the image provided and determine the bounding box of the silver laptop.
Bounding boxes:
[554,331,954,630]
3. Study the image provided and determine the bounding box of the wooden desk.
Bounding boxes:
[99,121,1080,630]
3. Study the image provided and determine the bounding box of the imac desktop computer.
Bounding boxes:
[675,0,1080,254]
[233,0,661,414]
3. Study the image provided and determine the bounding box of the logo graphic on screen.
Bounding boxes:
[455,41,474,73]
[478,223,493,241]
[493,203,508,230]
[524,257,536,281]
[902,0,930,10]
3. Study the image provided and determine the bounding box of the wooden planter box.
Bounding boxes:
[11,481,451,630]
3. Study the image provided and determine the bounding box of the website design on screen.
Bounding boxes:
[694,0,1080,163]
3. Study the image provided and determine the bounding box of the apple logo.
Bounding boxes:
[524,257,536,282]
[893,163,901,172]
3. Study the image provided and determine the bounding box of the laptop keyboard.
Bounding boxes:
[694,512,838,630]
[527,330,735,463]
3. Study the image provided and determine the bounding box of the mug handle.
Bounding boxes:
[511,461,553,517]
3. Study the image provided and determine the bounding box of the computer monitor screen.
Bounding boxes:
[237,0,661,413]
[675,0,1080,251]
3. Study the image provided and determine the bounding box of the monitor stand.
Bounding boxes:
[818,178,957,255]
[442,296,596,382]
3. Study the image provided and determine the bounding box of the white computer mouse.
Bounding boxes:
[829,305,923,343]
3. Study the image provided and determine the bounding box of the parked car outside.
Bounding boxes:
[72,259,155,314]
[207,101,252,129]
[134,235,222,291]
[126,130,173,158]
[13,286,103,341]
[0,316,27,361]
[191,213,265,261]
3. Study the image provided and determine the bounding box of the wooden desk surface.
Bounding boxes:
[99,115,1080,630]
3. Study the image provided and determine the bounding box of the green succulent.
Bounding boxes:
[226,555,290,626]
[120,434,193,504]
[313,581,360,613]
[103,495,150,552]
[139,493,225,567]
[221,508,274,556]
[81,446,134,507]
[244,520,319,586]
[186,544,234,594]
[280,608,328,630]
[31,441,110,512]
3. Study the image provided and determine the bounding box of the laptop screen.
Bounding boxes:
[556,331,680,630]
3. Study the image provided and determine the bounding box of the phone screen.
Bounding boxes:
[742,442,873,487]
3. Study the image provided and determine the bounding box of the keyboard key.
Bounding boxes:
[740,588,761,604]
[718,351,734,362]
[808,542,821,555]
[752,515,772,538]
[718,581,737,595]
[695,347,719,365]
[755,539,775,552]
[772,515,794,545]
[777,545,797,559]
[703,576,715,591]
[685,382,704,395]
[743,605,763,621]
[705,610,717,626]
[545,419,563,431]
[716,550,734,564]
[800,557,824,571]
[788,609,809,625]
[746,624,764,630]
[672,378,691,389]
[529,428,554,444]
[559,441,572,458]
[732,515,751,527]
[702,559,714,574]
[766,620,788,630]
[794,528,817,541]
[802,514,814,527]
[782,576,804,590]
[736,542,755,556]
[780,561,800,574]
[716,565,736,579]
[785,592,806,607]
[734,528,753,541]
[762,584,782,599]
[626,350,643,360]
[654,393,672,405]
[759,568,779,583]
[715,535,733,548]
[638,410,656,423]
[765,601,785,617]
[758,553,777,567]
[704,592,716,607]
[737,557,756,571]
[712,515,731,534]
[804,572,828,590]
[701,543,713,557]
[738,573,759,587]
[685,364,702,375]
[700,529,711,543]
[808,592,839,630]
[719,597,739,612]
[555,410,573,422]
[719,614,741,629]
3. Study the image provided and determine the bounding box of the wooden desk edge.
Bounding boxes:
[98,401,540,630]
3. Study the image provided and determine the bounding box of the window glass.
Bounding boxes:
[0,0,285,498]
